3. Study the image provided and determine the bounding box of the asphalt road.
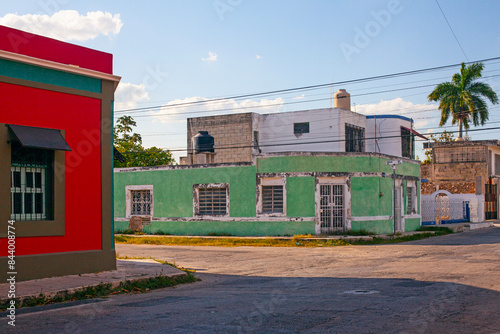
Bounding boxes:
[7,227,500,333]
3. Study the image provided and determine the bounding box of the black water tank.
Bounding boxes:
[193,131,215,153]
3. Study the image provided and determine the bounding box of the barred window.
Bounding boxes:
[401,127,415,159]
[131,190,152,215]
[294,122,309,134]
[345,124,365,152]
[197,187,228,215]
[262,185,284,214]
[10,142,54,221]
[407,182,417,214]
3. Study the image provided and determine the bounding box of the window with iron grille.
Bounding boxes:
[262,185,284,214]
[131,190,152,215]
[401,127,415,159]
[197,187,228,215]
[407,186,416,214]
[345,124,365,152]
[294,122,309,134]
[10,142,54,221]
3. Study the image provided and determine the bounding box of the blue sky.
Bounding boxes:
[2,0,500,161]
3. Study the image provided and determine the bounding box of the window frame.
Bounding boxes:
[257,177,286,217]
[126,185,154,218]
[0,123,66,238]
[193,183,229,217]
[345,123,365,153]
[293,122,310,135]
[406,180,417,215]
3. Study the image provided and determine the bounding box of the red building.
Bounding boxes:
[0,26,120,281]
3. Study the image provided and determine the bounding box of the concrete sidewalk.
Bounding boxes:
[0,259,186,302]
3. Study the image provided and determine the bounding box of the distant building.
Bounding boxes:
[115,91,423,236]
[0,25,120,281]
[421,140,500,223]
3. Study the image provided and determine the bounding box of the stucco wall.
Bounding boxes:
[115,154,420,236]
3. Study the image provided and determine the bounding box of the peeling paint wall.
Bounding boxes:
[114,154,420,235]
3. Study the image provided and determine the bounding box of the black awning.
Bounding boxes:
[7,124,72,151]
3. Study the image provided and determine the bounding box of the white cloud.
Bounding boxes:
[202,51,218,62]
[256,54,262,60]
[115,82,150,111]
[292,94,305,100]
[0,10,123,41]
[151,96,285,123]
[354,97,438,131]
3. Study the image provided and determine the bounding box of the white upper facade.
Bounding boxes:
[252,108,417,159]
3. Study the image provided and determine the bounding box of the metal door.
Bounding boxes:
[394,183,404,232]
[485,183,498,220]
[319,184,345,233]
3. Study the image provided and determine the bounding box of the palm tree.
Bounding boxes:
[428,62,498,140]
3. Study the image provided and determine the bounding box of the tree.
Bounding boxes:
[113,115,175,167]
[428,62,498,140]
[419,130,455,165]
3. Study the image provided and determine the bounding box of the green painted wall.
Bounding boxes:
[350,177,393,217]
[114,155,420,236]
[0,58,101,93]
[286,177,315,217]
[351,220,393,234]
[257,155,420,177]
[405,218,421,232]
[115,220,315,236]
[114,166,257,218]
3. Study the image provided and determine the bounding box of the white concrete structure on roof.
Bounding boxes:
[185,89,426,164]
[365,115,424,159]
[255,107,367,154]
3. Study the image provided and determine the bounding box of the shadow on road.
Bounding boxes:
[400,226,500,246]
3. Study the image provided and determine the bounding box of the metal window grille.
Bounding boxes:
[294,122,309,134]
[10,167,46,221]
[262,185,284,214]
[407,186,415,214]
[131,190,152,215]
[320,184,344,232]
[10,142,53,221]
[345,124,365,152]
[198,188,227,215]
[401,127,414,159]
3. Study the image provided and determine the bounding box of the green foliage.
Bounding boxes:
[114,115,175,167]
[428,62,498,140]
[421,130,455,164]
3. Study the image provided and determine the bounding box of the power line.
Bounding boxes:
[117,125,500,154]
[114,56,500,114]
[435,0,469,61]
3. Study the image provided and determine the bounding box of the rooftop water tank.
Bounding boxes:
[334,89,351,111]
[193,131,215,153]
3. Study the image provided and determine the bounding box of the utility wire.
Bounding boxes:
[116,125,500,154]
[114,56,500,114]
[435,0,469,61]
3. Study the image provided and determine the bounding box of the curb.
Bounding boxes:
[0,272,188,309]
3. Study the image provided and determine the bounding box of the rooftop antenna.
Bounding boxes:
[330,79,334,109]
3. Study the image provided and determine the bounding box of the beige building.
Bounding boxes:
[421,140,500,221]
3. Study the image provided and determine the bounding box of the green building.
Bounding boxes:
[114,152,421,236]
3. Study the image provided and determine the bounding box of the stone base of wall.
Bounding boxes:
[421,181,476,195]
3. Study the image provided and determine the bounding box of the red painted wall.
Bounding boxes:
[0,25,113,74]
[0,82,102,256]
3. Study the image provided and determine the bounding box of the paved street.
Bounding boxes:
[7,227,500,333]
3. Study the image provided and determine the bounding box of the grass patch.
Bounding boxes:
[417,226,454,234]
[0,273,197,311]
[114,235,350,247]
